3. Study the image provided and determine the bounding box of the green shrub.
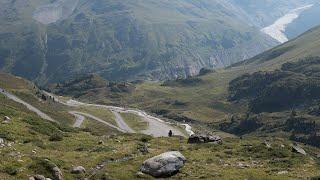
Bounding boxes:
[90,145,113,152]
[24,117,61,136]
[140,135,152,143]
[229,69,320,113]
[311,176,320,180]
[198,68,214,76]
[162,77,203,87]
[33,139,47,149]
[3,165,19,175]
[49,133,63,141]
[0,132,15,141]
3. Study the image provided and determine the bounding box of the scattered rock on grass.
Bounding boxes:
[29,175,46,180]
[277,170,289,175]
[264,140,272,149]
[140,151,186,177]
[188,134,222,144]
[138,143,149,154]
[136,171,146,178]
[71,166,86,174]
[4,116,10,121]
[237,162,250,169]
[2,116,11,124]
[52,166,63,180]
[291,144,307,155]
[43,159,63,180]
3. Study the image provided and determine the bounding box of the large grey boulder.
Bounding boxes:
[140,151,186,177]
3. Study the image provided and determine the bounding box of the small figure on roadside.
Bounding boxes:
[168,130,173,137]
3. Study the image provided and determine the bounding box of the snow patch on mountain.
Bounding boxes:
[261,4,314,43]
[33,0,79,24]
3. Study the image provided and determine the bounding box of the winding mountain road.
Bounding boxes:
[69,111,85,128]
[0,88,55,122]
[64,99,188,137]
[1,87,193,137]
[69,111,126,132]
[111,111,135,133]
[45,92,194,137]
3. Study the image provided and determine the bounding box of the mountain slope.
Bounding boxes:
[0,0,280,84]
[1,0,319,85]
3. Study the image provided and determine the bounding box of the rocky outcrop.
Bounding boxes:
[188,134,222,144]
[140,151,186,177]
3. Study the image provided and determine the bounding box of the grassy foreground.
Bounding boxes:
[0,92,320,179]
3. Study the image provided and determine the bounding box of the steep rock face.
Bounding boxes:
[33,0,79,24]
